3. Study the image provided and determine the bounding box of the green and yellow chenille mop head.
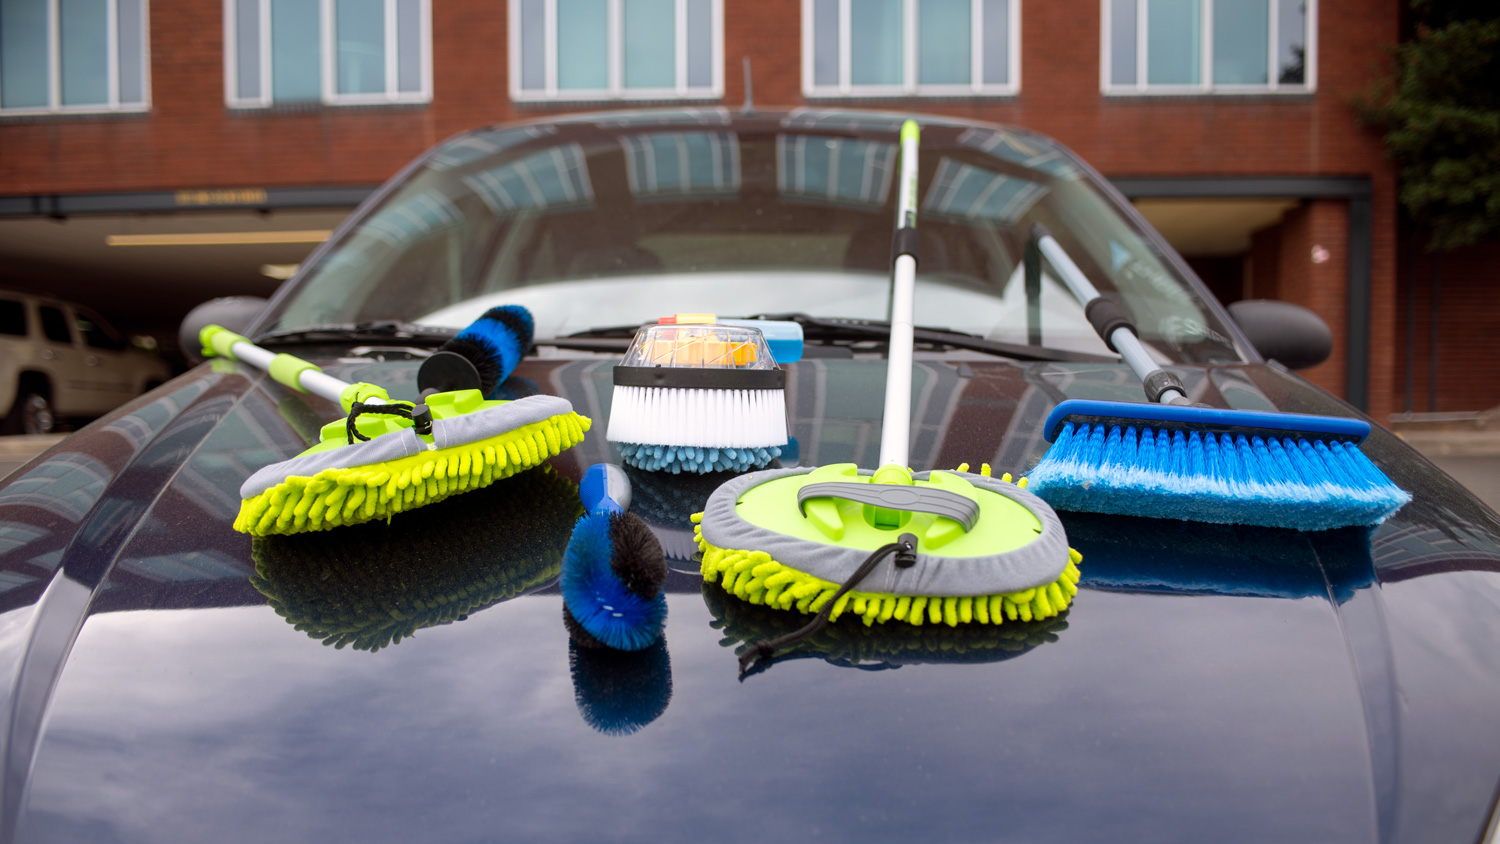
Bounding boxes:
[693,121,1082,676]
[251,464,581,651]
[200,320,590,536]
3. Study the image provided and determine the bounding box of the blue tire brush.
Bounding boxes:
[561,463,668,651]
[419,305,535,399]
[1022,226,1410,531]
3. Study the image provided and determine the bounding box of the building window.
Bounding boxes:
[510,0,723,101]
[803,0,1019,97]
[1103,0,1314,93]
[0,0,149,113]
[224,0,431,107]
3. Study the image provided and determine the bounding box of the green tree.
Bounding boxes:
[1364,1,1500,250]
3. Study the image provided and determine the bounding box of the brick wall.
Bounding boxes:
[1396,239,1500,413]
[0,0,1409,417]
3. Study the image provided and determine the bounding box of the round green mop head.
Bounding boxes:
[695,464,1082,630]
[250,464,581,652]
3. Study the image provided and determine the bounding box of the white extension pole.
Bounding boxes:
[877,121,921,470]
[222,337,385,407]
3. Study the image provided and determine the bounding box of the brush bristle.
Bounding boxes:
[444,305,534,397]
[607,385,786,453]
[561,511,667,651]
[1027,421,1411,531]
[615,442,782,473]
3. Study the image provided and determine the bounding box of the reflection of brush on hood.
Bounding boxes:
[568,637,673,736]
[703,582,1068,677]
[621,464,733,564]
[1063,511,1376,604]
[561,464,668,651]
[251,464,580,651]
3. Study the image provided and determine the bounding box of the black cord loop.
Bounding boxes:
[738,532,918,679]
[345,401,430,444]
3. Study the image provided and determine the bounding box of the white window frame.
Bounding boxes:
[224,0,432,108]
[508,0,725,102]
[1100,0,1317,95]
[801,0,1020,98]
[0,0,151,115]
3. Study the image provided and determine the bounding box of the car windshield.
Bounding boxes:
[266,113,1242,363]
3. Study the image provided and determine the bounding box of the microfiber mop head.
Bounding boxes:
[561,463,669,651]
[442,305,534,397]
[250,464,581,652]
[1027,399,1411,531]
[235,389,591,536]
[694,465,1081,631]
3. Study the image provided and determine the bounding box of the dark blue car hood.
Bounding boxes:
[0,353,1498,844]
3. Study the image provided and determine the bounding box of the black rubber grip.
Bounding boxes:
[1142,370,1187,403]
[796,482,979,533]
[1085,297,1136,352]
[891,227,920,266]
[613,365,785,390]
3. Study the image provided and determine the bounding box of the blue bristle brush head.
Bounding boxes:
[561,464,668,651]
[443,305,535,398]
[1027,399,1411,531]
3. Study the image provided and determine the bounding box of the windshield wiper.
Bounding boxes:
[560,315,1118,362]
[746,313,1117,363]
[257,321,457,348]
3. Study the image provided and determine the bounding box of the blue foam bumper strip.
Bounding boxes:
[1042,399,1371,444]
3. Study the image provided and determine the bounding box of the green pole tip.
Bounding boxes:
[900,120,920,145]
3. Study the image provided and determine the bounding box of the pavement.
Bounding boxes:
[2,422,1499,513]
[0,434,69,482]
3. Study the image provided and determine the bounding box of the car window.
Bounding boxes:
[0,300,25,337]
[75,308,126,351]
[270,124,1244,365]
[38,306,72,345]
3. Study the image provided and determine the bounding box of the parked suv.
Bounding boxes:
[0,291,171,434]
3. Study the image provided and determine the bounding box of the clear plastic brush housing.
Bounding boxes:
[608,323,789,473]
[618,323,779,370]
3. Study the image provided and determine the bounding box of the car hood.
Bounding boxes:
[1,353,1499,844]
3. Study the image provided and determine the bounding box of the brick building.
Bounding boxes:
[0,0,1495,420]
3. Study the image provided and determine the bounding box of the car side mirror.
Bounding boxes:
[179,297,269,365]
[1226,300,1333,371]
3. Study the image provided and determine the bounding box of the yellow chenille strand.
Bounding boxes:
[235,412,591,536]
[691,530,1083,629]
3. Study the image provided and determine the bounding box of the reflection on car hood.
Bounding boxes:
[0,354,1498,844]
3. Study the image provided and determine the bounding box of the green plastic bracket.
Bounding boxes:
[338,382,391,413]
[269,353,321,393]
[870,463,914,530]
[199,325,247,361]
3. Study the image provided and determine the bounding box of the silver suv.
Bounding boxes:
[0,292,171,435]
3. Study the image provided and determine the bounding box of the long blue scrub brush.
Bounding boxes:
[561,463,668,651]
[1023,226,1410,531]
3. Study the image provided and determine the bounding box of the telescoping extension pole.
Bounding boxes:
[878,120,922,469]
[1030,224,1191,406]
